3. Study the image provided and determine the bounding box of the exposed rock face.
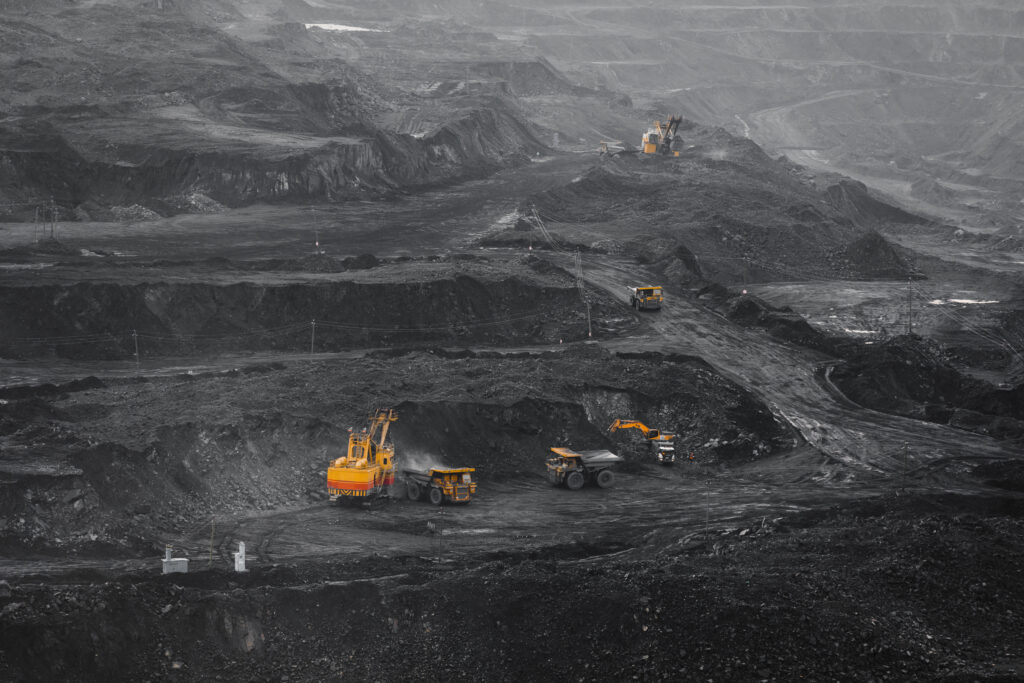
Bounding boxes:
[0,2,562,219]
[826,230,914,280]
[0,274,580,359]
[829,335,1024,441]
[0,108,546,215]
[723,294,835,352]
[0,346,791,560]
[823,180,928,227]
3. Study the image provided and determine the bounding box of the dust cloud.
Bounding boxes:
[399,450,449,474]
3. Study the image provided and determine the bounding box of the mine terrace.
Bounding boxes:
[0,1,1023,681]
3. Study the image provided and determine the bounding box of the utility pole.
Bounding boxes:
[574,248,592,338]
[900,442,909,493]
[310,319,316,354]
[906,277,912,335]
[132,329,139,369]
[312,207,320,254]
[50,198,56,239]
[704,477,711,550]
[437,505,445,563]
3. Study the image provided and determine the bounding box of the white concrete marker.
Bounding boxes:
[162,545,189,574]
[234,541,247,573]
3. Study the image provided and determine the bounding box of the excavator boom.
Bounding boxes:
[373,408,398,447]
[608,419,654,437]
[608,418,677,464]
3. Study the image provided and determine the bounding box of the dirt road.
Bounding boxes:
[160,455,873,576]
[575,255,1020,475]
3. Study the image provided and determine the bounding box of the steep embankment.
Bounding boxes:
[491,125,918,285]
[0,106,546,216]
[0,266,593,359]
[0,5,549,218]
[829,335,1024,441]
[0,349,793,556]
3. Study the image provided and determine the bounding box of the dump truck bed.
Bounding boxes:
[549,447,622,464]
[578,450,622,464]
[403,467,475,481]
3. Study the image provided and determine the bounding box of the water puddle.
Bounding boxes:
[928,298,999,305]
[305,23,385,32]
[0,263,54,270]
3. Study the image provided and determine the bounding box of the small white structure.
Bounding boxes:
[162,545,189,574]
[233,541,247,573]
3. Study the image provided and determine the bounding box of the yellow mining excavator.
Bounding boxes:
[608,419,676,464]
[641,116,682,156]
[327,408,398,503]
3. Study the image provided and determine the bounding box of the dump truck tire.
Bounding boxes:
[429,487,444,505]
[596,469,615,488]
[407,482,421,501]
[565,470,585,490]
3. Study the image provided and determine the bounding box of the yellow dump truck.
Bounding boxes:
[628,285,664,311]
[327,409,397,503]
[404,467,477,505]
[546,447,622,490]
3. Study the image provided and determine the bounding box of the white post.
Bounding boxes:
[234,541,247,572]
[162,545,189,574]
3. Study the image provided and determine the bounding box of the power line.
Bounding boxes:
[3,309,560,348]
[529,205,565,252]
[10,334,120,342]
[315,310,550,332]
[135,322,309,342]
[574,248,592,337]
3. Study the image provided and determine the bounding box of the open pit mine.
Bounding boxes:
[1,1,1023,681]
